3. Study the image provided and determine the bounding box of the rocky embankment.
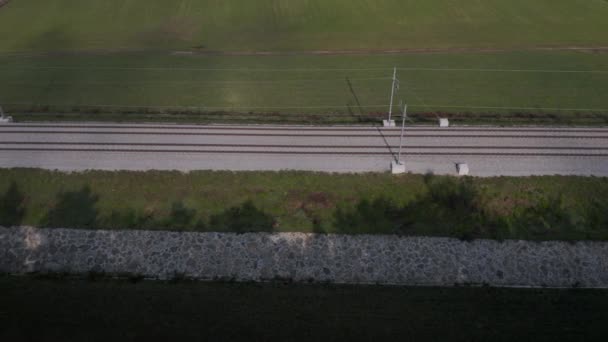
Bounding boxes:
[2,226,607,287]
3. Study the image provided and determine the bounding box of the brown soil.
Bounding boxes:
[0,0,10,8]
[286,191,335,217]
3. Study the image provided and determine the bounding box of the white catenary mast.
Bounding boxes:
[384,67,398,127]
[391,101,407,174]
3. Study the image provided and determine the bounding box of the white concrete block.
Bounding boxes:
[456,163,469,176]
[391,161,406,174]
[439,118,449,127]
[0,116,13,124]
[383,120,396,127]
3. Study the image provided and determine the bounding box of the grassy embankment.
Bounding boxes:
[1,275,607,341]
[1,169,607,241]
[0,0,607,124]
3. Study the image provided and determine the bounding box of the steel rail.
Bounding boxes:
[3,124,608,133]
[2,147,608,157]
[1,141,608,150]
[2,130,608,139]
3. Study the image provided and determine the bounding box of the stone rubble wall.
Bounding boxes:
[1,226,607,287]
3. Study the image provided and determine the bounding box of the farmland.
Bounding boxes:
[1,51,608,124]
[1,0,608,52]
[0,0,607,123]
[0,276,608,341]
[0,275,608,341]
[2,276,608,341]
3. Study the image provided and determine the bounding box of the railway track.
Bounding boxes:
[1,123,607,174]
[1,141,607,151]
[4,124,608,133]
[1,147,607,157]
[2,130,608,139]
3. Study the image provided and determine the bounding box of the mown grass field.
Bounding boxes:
[2,169,607,241]
[1,51,608,124]
[2,276,607,341]
[1,1,607,123]
[1,0,608,52]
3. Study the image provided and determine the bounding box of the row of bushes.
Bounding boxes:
[334,175,608,240]
[1,176,607,240]
[0,183,274,233]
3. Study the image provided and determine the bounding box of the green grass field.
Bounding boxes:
[1,1,607,123]
[1,51,608,124]
[2,169,607,240]
[2,276,607,341]
[1,0,608,52]
[0,0,608,125]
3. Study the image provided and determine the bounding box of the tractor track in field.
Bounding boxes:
[2,45,608,58]
[172,46,608,56]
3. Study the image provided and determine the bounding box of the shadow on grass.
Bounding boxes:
[43,186,99,229]
[399,174,496,240]
[0,181,26,226]
[102,201,205,231]
[585,199,608,239]
[166,201,200,230]
[209,200,274,233]
[335,198,402,235]
[510,195,608,241]
[100,200,273,233]
[345,77,364,116]
[333,174,607,241]
[334,175,491,239]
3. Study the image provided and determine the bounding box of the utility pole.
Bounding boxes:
[391,101,407,174]
[397,102,407,164]
[384,67,398,127]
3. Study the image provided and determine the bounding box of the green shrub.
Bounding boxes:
[400,175,494,239]
[0,182,25,226]
[43,186,99,229]
[209,200,274,233]
[166,201,197,230]
[510,195,575,240]
[334,198,401,234]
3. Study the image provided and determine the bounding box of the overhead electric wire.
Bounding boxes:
[3,102,606,112]
[2,66,607,73]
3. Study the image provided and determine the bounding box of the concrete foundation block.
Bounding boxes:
[391,161,406,174]
[457,163,470,176]
[383,120,396,127]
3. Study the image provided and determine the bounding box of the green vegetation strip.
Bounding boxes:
[1,1,607,124]
[1,275,607,341]
[2,169,607,241]
[1,52,608,125]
